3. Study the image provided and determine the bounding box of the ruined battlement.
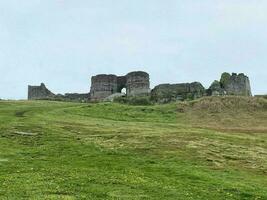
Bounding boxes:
[27,71,253,103]
[151,82,205,103]
[28,83,55,100]
[28,83,89,102]
[207,72,252,97]
[90,71,150,101]
[222,73,252,96]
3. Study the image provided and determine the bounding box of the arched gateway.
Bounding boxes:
[90,71,150,101]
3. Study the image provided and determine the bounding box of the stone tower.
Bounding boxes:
[126,71,150,96]
[90,74,120,101]
[221,73,252,96]
[89,71,150,101]
[208,72,252,96]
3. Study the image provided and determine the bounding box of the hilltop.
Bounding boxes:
[0,96,266,199]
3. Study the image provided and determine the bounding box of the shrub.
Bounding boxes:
[114,96,153,105]
[220,72,231,88]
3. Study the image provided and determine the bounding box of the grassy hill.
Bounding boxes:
[0,97,266,199]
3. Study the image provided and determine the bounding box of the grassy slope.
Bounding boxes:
[0,97,266,200]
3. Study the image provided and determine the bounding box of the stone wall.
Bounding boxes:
[63,93,90,102]
[28,83,89,102]
[208,72,252,96]
[222,73,252,96]
[28,71,253,103]
[151,82,205,103]
[28,83,55,100]
[90,71,150,101]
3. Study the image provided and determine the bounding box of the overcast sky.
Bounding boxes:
[0,0,267,99]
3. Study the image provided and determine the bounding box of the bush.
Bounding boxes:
[114,96,153,105]
[220,72,231,88]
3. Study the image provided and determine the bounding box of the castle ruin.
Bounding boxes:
[151,82,206,103]
[28,83,55,100]
[28,83,89,102]
[90,71,150,101]
[28,71,252,103]
[207,73,252,97]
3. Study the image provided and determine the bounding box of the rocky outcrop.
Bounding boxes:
[28,83,55,100]
[151,82,205,103]
[90,71,150,101]
[208,72,252,97]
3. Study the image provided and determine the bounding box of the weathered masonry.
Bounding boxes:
[28,83,89,102]
[207,73,252,96]
[28,83,55,100]
[90,71,150,101]
[28,71,252,102]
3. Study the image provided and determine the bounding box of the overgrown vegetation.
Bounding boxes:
[220,72,231,88]
[114,95,153,105]
[0,97,266,199]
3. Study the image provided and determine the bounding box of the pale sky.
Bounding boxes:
[0,0,267,99]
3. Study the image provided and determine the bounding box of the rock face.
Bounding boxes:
[90,71,150,101]
[28,83,55,100]
[208,73,252,96]
[151,82,205,103]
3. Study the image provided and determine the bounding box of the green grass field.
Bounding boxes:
[0,97,266,199]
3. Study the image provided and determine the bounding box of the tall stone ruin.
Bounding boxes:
[208,72,252,96]
[90,71,150,101]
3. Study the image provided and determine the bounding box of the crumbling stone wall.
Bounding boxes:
[90,71,150,101]
[206,80,226,96]
[28,71,253,103]
[208,72,252,96]
[222,73,252,96]
[63,93,90,102]
[151,82,205,103]
[28,83,55,100]
[28,83,89,102]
